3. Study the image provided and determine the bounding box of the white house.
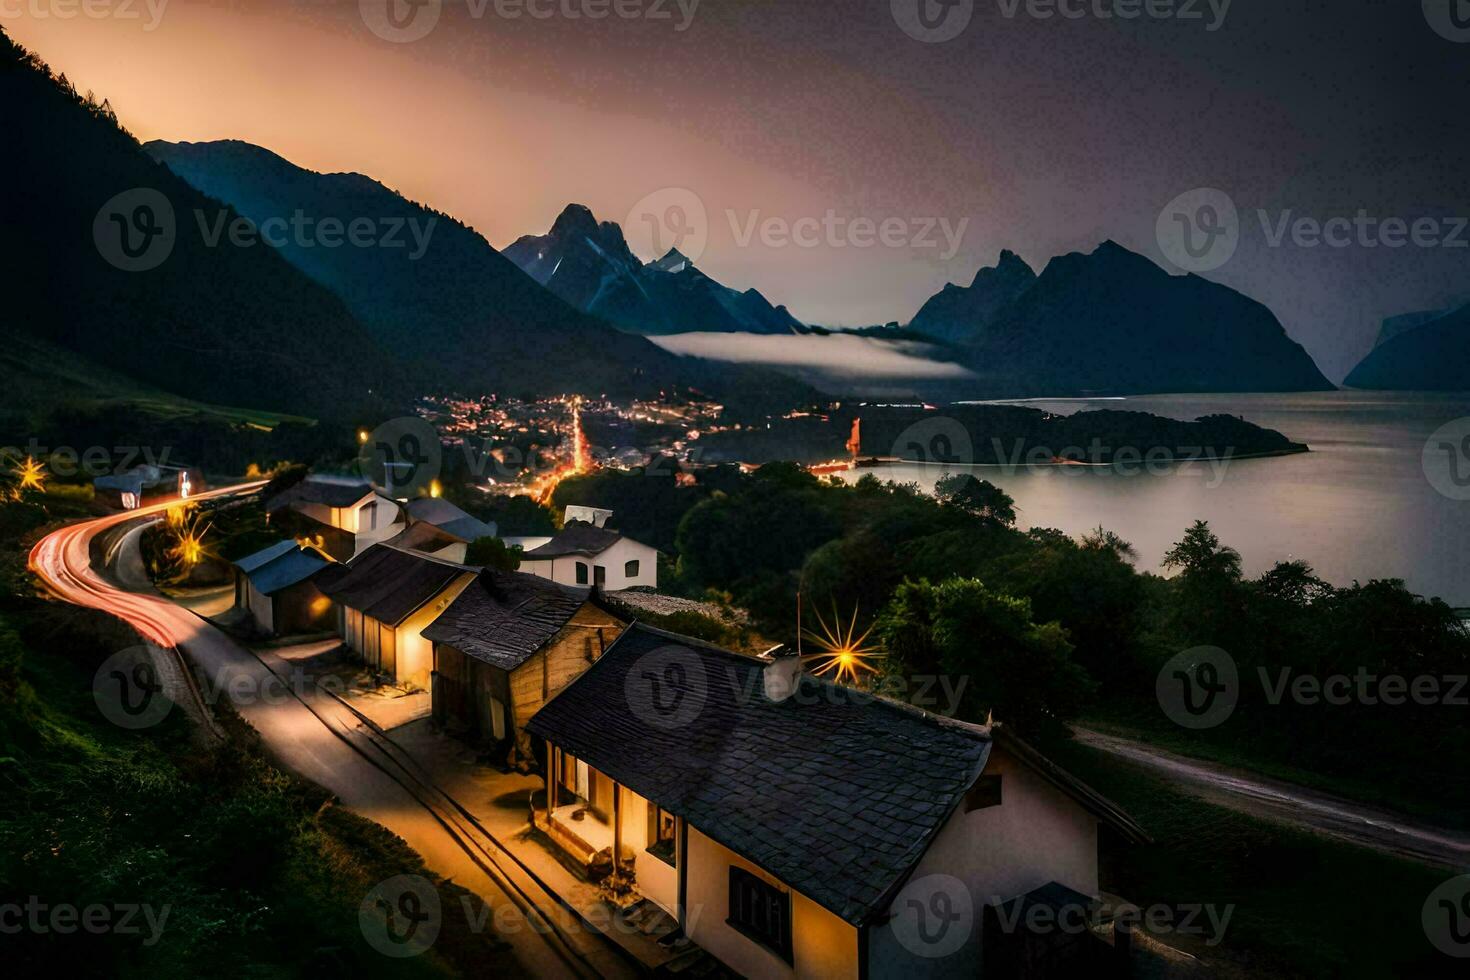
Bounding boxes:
[265,476,404,560]
[519,521,657,591]
[312,544,476,690]
[526,625,1146,979]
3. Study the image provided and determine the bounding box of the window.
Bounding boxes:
[728,867,792,962]
[647,805,676,866]
[966,774,1003,812]
[575,562,589,585]
[624,559,640,578]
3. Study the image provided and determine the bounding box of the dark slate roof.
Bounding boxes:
[422,570,599,671]
[266,476,379,512]
[405,497,498,542]
[235,543,333,596]
[312,544,470,626]
[525,624,994,926]
[522,521,626,559]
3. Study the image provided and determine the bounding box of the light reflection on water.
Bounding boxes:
[835,391,1470,606]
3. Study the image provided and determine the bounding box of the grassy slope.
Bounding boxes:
[1046,739,1461,979]
[1,333,312,430]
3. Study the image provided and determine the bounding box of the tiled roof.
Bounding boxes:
[266,476,379,511]
[422,570,600,671]
[522,521,625,559]
[525,624,994,925]
[312,544,469,626]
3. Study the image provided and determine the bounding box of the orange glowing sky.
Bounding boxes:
[8,1,1468,378]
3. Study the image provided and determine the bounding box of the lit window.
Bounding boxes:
[648,805,676,866]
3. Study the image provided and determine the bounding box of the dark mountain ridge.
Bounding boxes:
[908,249,1037,344]
[1,27,400,421]
[504,203,805,336]
[910,241,1333,395]
[1345,301,1470,391]
[146,141,757,403]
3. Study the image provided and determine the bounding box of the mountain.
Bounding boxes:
[148,142,782,403]
[907,249,1036,343]
[939,241,1333,395]
[1373,310,1446,348]
[504,204,805,335]
[1,27,400,421]
[1344,302,1470,390]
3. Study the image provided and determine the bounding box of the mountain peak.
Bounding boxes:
[969,248,1035,289]
[551,203,599,240]
[649,248,693,273]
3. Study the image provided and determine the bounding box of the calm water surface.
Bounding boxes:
[835,391,1470,606]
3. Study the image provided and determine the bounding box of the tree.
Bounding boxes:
[466,536,521,571]
[877,578,1095,738]
[1080,525,1137,563]
[934,474,1017,527]
[1254,559,1332,607]
[1162,520,1241,581]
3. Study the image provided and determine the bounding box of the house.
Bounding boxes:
[394,497,498,563]
[519,521,658,591]
[94,463,205,510]
[526,625,1146,979]
[265,476,404,560]
[421,569,626,762]
[230,540,336,637]
[312,544,476,690]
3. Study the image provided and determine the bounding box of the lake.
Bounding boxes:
[833,391,1470,606]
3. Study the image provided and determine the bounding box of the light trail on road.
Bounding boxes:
[28,485,633,979]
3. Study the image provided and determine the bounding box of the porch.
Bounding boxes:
[533,744,682,917]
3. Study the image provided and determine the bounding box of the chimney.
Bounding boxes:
[762,646,802,703]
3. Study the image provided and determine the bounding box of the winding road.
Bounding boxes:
[29,486,636,979]
[1074,728,1470,869]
